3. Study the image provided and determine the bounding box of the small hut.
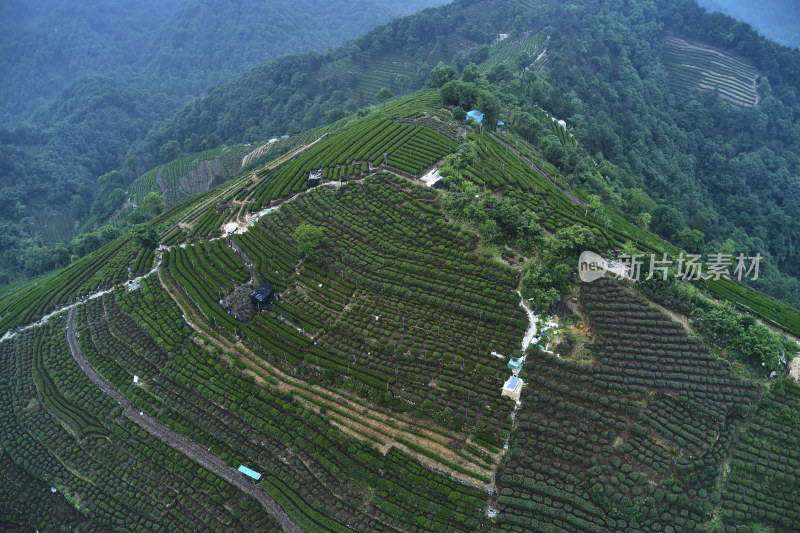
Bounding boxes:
[501,375,523,401]
[250,282,275,311]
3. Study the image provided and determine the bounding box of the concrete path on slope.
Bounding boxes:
[64,307,302,533]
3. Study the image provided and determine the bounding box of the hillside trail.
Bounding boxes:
[64,307,302,533]
[0,177,323,345]
[155,165,166,195]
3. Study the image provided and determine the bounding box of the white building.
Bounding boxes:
[501,375,523,401]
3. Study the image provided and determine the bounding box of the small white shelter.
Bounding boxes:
[501,375,523,401]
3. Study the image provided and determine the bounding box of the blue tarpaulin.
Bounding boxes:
[238,465,262,480]
[467,110,484,123]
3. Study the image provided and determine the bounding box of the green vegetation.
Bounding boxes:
[1,317,282,531]
[719,379,800,531]
[497,278,761,532]
[129,145,253,208]
[662,36,759,107]
[0,236,142,332]
[248,108,457,209]
[0,0,452,290]
[3,0,800,529]
[477,31,549,76]
[31,334,107,437]
[76,285,488,531]
[0,446,102,531]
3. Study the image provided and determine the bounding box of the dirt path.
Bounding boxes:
[155,165,166,195]
[790,357,800,383]
[64,307,301,533]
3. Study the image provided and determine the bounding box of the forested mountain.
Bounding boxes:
[697,0,800,49]
[141,0,519,152]
[136,0,451,100]
[4,0,800,309]
[0,0,448,128]
[137,0,800,308]
[522,0,800,305]
[0,0,449,284]
[0,0,185,127]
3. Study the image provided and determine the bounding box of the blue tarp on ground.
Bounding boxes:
[467,110,484,123]
[238,465,262,480]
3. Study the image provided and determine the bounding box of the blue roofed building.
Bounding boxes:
[238,465,262,480]
[501,375,523,401]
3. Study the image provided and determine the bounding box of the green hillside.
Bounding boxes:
[0,0,452,288]
[4,0,800,530]
[2,85,799,531]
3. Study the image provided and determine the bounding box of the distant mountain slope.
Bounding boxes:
[0,0,449,128]
[0,0,184,126]
[697,0,800,49]
[136,0,453,99]
[0,0,451,285]
[142,0,524,156]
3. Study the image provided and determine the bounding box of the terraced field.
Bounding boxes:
[320,48,451,106]
[129,145,253,207]
[478,31,548,75]
[166,175,526,460]
[247,108,457,210]
[719,380,800,530]
[0,317,283,532]
[662,36,759,107]
[496,278,762,532]
[3,87,800,531]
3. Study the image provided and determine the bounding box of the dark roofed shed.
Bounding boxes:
[250,282,275,310]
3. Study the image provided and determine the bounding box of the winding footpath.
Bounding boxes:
[518,291,538,353]
[64,307,302,533]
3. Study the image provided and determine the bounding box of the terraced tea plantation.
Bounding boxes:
[0,318,281,532]
[662,36,759,107]
[496,278,762,532]
[3,83,800,532]
[719,379,800,530]
[164,174,527,462]
[130,145,253,207]
[478,31,548,75]
[0,236,143,331]
[248,113,457,210]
